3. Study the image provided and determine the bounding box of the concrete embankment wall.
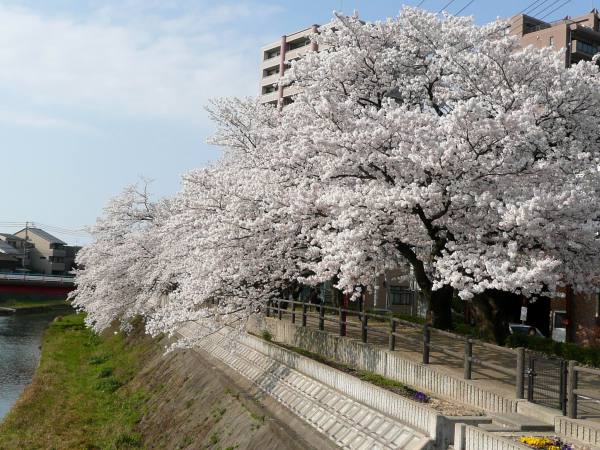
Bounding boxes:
[124,329,336,450]
[253,317,517,414]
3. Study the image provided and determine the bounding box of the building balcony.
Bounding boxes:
[260,91,279,104]
[261,55,280,69]
[260,73,280,87]
[285,46,310,62]
[282,84,302,98]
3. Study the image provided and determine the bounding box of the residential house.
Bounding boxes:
[13,227,69,275]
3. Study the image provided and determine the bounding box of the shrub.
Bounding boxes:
[506,334,600,367]
[261,329,273,342]
[96,377,123,393]
[98,367,114,378]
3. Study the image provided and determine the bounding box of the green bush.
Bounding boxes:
[98,367,114,378]
[261,329,273,342]
[453,323,495,342]
[96,377,123,393]
[506,334,600,367]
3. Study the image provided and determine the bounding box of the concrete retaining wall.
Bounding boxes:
[555,416,600,448]
[256,318,517,414]
[453,425,530,450]
[240,332,448,444]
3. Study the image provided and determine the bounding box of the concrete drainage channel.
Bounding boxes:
[179,324,433,450]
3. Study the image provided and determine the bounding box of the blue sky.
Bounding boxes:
[0,0,596,244]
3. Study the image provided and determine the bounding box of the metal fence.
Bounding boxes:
[266,298,526,397]
[567,363,600,419]
[266,298,600,419]
[525,354,567,413]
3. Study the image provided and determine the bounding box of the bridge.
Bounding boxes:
[0,273,75,296]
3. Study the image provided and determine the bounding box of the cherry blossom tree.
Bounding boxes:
[268,8,600,335]
[73,7,600,344]
[69,182,174,332]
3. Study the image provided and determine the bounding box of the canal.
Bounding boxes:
[0,311,66,420]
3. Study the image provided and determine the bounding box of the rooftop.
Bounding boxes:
[15,227,67,245]
[0,240,20,255]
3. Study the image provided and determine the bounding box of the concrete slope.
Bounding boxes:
[179,324,432,450]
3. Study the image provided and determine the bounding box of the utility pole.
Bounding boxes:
[22,221,29,269]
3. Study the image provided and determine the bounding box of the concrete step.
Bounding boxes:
[478,423,520,433]
[179,324,432,450]
[490,413,554,432]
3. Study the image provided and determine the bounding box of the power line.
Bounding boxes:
[0,221,89,236]
[540,0,573,20]
[438,0,459,13]
[455,0,476,15]
[527,0,555,15]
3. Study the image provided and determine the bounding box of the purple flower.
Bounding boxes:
[413,391,429,403]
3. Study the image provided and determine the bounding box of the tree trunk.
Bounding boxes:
[428,285,454,330]
[471,289,522,345]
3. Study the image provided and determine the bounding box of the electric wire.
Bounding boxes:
[438,0,459,14]
[455,0,476,15]
[539,0,573,20]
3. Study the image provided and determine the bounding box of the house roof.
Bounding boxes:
[0,233,26,242]
[15,227,67,245]
[0,240,20,255]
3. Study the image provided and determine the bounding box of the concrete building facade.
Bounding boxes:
[510,9,600,67]
[259,25,319,106]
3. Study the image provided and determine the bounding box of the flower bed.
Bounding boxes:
[519,436,573,450]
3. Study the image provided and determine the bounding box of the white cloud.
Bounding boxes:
[0,1,281,125]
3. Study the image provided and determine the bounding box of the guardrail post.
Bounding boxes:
[516,347,525,399]
[422,324,430,364]
[361,312,368,343]
[464,338,473,380]
[338,306,345,336]
[302,301,307,327]
[291,301,296,324]
[319,302,324,331]
[277,299,282,320]
[567,360,578,419]
[389,319,396,351]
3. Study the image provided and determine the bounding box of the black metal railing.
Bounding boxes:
[266,298,524,397]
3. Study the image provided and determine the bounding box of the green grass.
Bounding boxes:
[263,339,423,400]
[0,314,149,450]
[0,297,68,310]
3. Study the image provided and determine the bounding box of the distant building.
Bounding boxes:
[0,233,32,268]
[13,228,70,275]
[510,9,600,67]
[259,25,319,106]
[0,240,21,272]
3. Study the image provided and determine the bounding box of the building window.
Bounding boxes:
[549,36,554,47]
[390,286,413,305]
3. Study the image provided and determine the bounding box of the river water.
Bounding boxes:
[0,311,65,421]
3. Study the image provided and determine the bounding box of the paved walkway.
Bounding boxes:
[282,309,600,422]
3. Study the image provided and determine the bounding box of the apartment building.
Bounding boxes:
[259,25,319,106]
[510,9,600,66]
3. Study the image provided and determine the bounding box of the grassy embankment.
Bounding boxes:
[0,314,150,450]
